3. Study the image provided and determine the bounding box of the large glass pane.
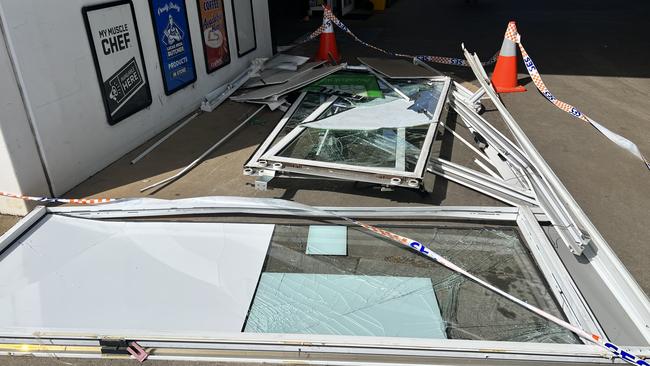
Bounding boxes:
[244,224,579,344]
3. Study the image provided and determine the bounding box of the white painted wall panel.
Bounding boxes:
[0,0,272,196]
[0,22,49,215]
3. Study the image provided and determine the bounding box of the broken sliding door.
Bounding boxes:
[245,72,451,189]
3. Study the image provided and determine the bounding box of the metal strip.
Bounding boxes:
[0,205,46,253]
[517,206,604,338]
[428,158,538,207]
[245,92,308,168]
[259,95,338,159]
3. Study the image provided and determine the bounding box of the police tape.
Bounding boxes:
[0,191,117,205]
[294,6,498,67]
[502,22,650,170]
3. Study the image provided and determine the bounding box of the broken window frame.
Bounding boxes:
[1,198,642,365]
[244,74,452,189]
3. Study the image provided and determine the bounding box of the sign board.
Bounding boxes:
[149,0,197,95]
[197,0,231,73]
[82,1,152,126]
[232,0,256,57]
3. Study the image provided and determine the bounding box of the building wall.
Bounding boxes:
[0,0,271,210]
[0,24,50,215]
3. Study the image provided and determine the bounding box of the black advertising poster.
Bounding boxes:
[83,0,152,126]
[197,0,231,73]
[149,0,197,95]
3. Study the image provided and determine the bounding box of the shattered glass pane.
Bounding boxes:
[270,92,330,147]
[244,224,580,344]
[264,73,447,173]
[277,127,427,171]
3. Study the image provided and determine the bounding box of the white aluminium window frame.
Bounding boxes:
[245,77,452,188]
[0,197,616,364]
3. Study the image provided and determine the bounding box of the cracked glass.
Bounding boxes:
[263,73,446,172]
[244,224,579,343]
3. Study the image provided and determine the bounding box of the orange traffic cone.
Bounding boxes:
[491,21,526,93]
[316,6,341,63]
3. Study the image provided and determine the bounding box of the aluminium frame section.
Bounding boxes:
[50,199,547,221]
[0,202,624,364]
[256,77,452,189]
[517,206,604,339]
[463,48,650,342]
[450,87,587,256]
[451,83,532,191]
[245,91,309,170]
[428,157,538,207]
[0,335,625,365]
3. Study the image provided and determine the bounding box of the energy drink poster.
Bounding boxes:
[149,0,197,95]
[197,0,230,73]
[82,1,152,126]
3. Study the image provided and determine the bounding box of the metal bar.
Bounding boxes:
[0,205,46,253]
[482,144,529,189]
[367,68,410,101]
[395,128,406,171]
[439,121,495,170]
[245,92,308,168]
[412,78,452,178]
[140,105,266,192]
[431,157,536,200]
[469,87,486,104]
[131,112,200,164]
[517,206,605,339]
[262,152,421,178]
[260,96,338,159]
[474,158,501,180]
[315,129,330,156]
[412,57,445,76]
[47,197,547,221]
[428,158,538,207]
[0,336,617,365]
[201,65,256,112]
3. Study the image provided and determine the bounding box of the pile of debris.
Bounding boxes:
[140,50,610,259]
[237,49,603,259]
[239,54,450,191]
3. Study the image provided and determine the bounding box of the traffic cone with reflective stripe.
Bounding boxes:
[491,21,526,93]
[316,6,341,63]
